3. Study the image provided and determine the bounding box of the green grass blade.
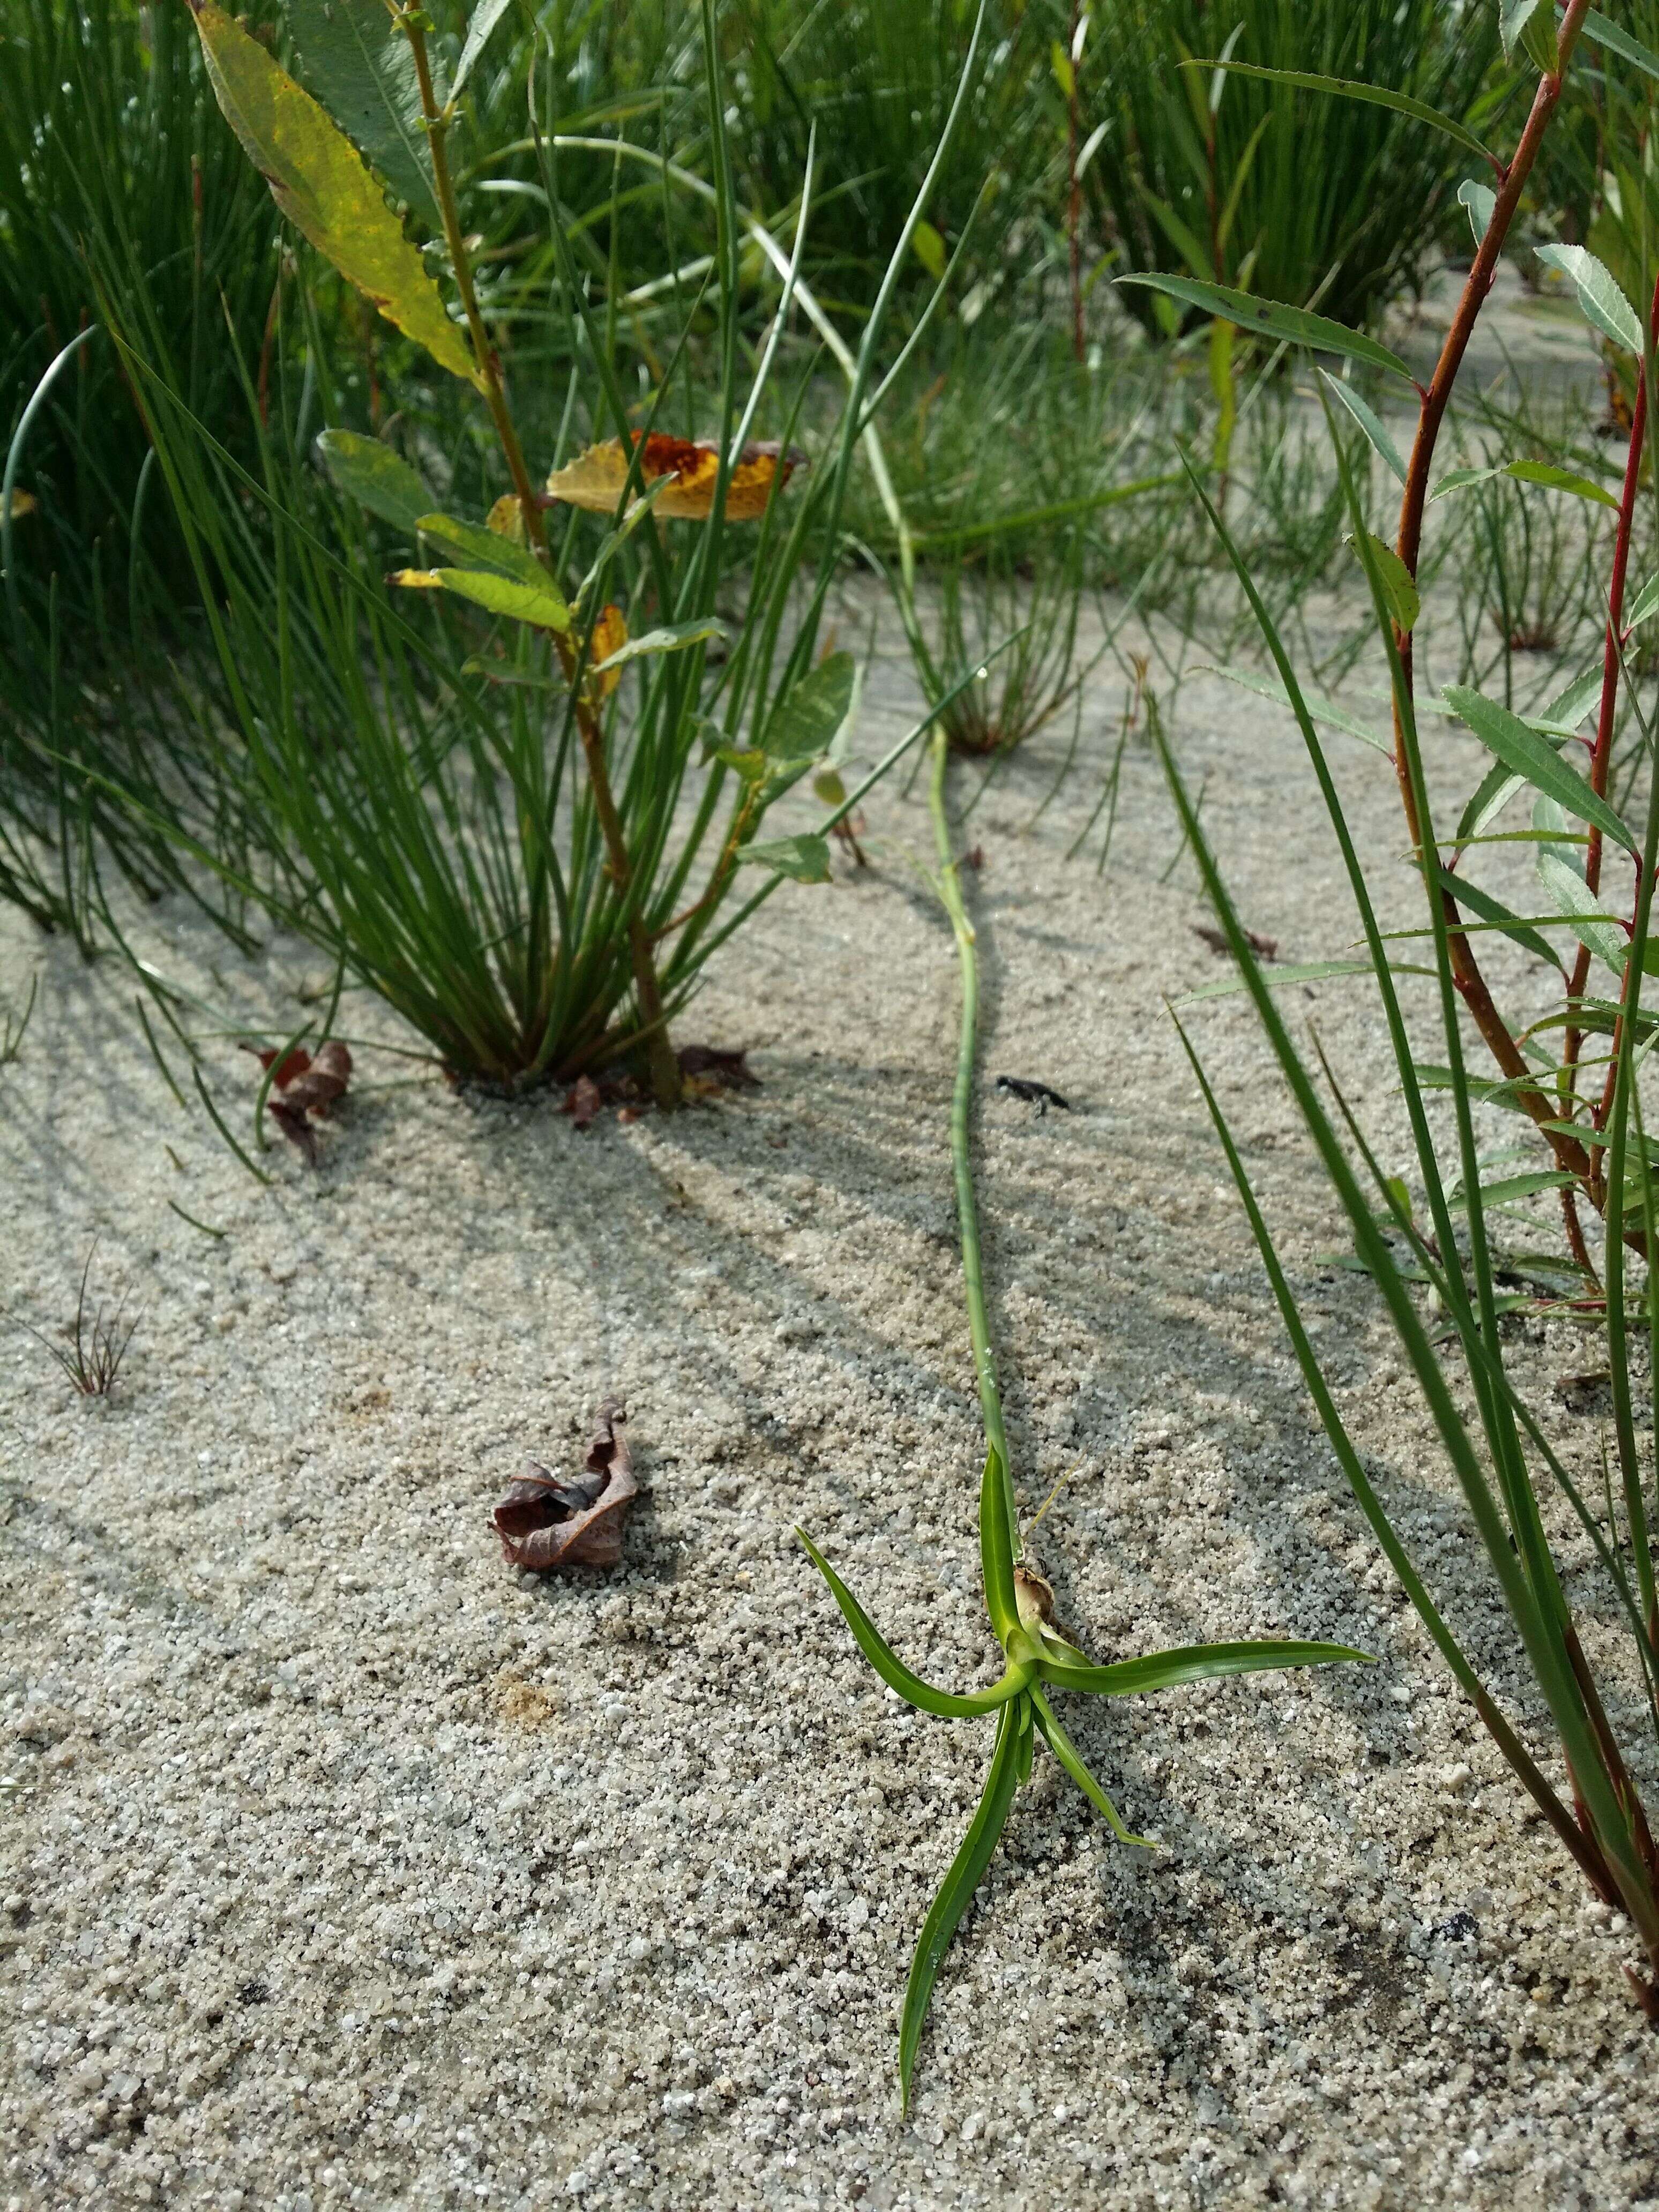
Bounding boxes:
[1029,1686,1153,1846]
[795,1530,1030,1718]
[898,1698,1022,2113]
[1039,1638,1370,1698]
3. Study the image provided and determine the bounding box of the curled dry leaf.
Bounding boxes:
[561,1045,757,1126]
[252,1038,353,1162]
[494,1398,637,1572]
[563,1073,603,1130]
[544,433,804,522]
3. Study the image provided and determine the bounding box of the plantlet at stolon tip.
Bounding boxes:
[797,727,1370,2111]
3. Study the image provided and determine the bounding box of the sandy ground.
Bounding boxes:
[2,580,1658,2212]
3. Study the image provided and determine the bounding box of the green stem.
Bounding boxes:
[929,727,1018,1559]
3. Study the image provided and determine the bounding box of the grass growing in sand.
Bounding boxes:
[1165,2,1659,2015]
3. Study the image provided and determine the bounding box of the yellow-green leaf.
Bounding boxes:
[389,566,571,632]
[188,2,483,391]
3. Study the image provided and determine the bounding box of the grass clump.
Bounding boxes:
[8,1239,140,1398]
[80,0,991,1108]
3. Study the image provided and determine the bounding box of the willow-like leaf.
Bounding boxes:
[188,3,482,389]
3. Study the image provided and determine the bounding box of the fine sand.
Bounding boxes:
[2,580,1657,2211]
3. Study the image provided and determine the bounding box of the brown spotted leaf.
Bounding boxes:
[495,1398,637,1571]
[544,433,804,522]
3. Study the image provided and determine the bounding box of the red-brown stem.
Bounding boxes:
[1391,4,1595,1186]
[1067,2,1084,364]
[1563,273,1659,1157]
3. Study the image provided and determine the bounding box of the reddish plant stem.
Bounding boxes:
[1563,273,1659,1169]
[1391,3,1595,1186]
[1067,2,1084,363]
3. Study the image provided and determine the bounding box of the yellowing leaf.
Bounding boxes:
[485,494,528,543]
[188,2,483,391]
[2,490,36,521]
[588,604,627,698]
[388,566,571,632]
[544,432,803,522]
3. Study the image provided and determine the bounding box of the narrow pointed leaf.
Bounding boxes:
[285,0,438,222]
[1444,685,1636,851]
[415,511,551,588]
[1319,372,1406,485]
[796,1531,1033,1718]
[315,428,434,534]
[1191,61,1493,163]
[979,1445,1020,1647]
[1037,1636,1369,1697]
[1348,530,1419,631]
[453,0,514,99]
[1203,663,1391,752]
[1581,9,1659,82]
[899,1703,1022,2112]
[1537,848,1627,972]
[763,652,856,760]
[592,617,727,676]
[1116,274,1413,380]
[1433,866,1561,968]
[735,834,831,884]
[1029,1687,1153,1846]
[1504,458,1620,509]
[188,3,482,388]
[1175,958,1434,1005]
[1459,178,1496,246]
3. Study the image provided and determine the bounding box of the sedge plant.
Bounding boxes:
[91,0,997,1108]
[796,723,1367,2109]
[1157,1,1659,2012]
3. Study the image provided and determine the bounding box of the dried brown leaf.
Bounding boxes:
[494,1398,637,1572]
[563,1073,603,1129]
[251,1037,354,1162]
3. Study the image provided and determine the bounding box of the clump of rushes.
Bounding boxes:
[796,724,1367,2109]
[9,1238,140,1398]
[116,0,982,1104]
[1160,4,1659,2014]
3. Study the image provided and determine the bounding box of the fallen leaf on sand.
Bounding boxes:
[251,1038,353,1162]
[563,1074,603,1129]
[494,1398,637,1572]
[544,433,804,521]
